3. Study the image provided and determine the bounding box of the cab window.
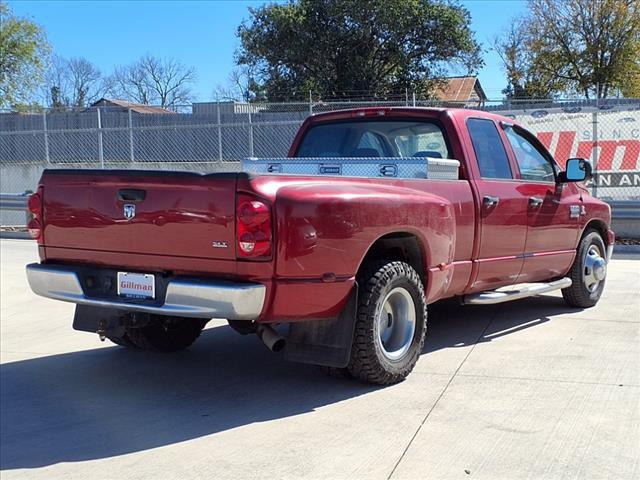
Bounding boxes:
[355,131,388,157]
[296,120,451,159]
[504,127,556,182]
[467,118,513,179]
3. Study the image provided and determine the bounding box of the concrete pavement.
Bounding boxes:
[1,239,638,479]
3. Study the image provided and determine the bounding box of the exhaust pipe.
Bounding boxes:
[256,324,286,353]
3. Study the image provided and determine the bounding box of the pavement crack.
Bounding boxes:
[386,305,502,479]
[456,372,640,388]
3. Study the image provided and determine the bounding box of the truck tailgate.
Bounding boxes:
[41,170,237,261]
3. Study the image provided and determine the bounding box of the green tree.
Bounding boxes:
[236,0,483,101]
[0,1,50,108]
[496,0,640,99]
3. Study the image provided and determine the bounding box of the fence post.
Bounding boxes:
[309,90,313,115]
[42,112,50,165]
[248,108,254,157]
[217,102,222,161]
[96,107,104,168]
[128,108,135,162]
[591,110,598,198]
[412,92,416,107]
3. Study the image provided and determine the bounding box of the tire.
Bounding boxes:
[562,229,608,308]
[106,333,139,348]
[347,261,427,385]
[127,316,206,352]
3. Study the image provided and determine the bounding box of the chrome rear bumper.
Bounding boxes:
[25,263,265,320]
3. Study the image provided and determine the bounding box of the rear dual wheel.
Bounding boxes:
[346,261,427,385]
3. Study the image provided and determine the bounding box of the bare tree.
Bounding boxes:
[110,55,196,108]
[110,62,154,105]
[44,55,107,108]
[67,57,102,106]
[212,66,257,102]
[44,55,70,109]
[492,19,564,100]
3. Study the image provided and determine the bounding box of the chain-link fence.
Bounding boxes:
[1,99,639,225]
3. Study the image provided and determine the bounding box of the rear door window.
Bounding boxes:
[467,118,513,179]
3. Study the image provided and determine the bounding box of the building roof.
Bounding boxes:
[90,98,175,114]
[433,76,487,104]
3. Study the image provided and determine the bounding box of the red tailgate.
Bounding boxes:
[41,170,237,261]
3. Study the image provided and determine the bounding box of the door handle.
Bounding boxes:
[117,189,146,202]
[529,196,543,208]
[483,195,500,207]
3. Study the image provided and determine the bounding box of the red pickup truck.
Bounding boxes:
[26,107,614,384]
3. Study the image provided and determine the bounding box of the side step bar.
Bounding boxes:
[462,278,572,305]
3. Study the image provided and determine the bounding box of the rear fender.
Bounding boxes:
[271,181,457,280]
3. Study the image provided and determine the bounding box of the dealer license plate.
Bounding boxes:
[117,272,155,299]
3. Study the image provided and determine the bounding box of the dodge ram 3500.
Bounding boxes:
[26,107,614,384]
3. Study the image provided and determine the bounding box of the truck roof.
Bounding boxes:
[305,106,516,126]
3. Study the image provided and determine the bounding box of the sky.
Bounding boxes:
[9,0,527,102]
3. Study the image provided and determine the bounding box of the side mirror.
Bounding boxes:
[558,158,593,183]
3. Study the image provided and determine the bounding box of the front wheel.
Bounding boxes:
[347,261,427,385]
[562,230,608,308]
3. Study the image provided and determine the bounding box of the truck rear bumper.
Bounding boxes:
[25,263,265,320]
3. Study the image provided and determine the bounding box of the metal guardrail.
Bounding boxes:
[1,192,31,210]
[0,191,31,232]
[609,201,640,219]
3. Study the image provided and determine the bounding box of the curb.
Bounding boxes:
[613,244,640,254]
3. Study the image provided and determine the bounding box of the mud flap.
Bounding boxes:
[284,285,358,368]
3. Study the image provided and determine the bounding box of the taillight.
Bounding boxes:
[236,194,272,259]
[27,193,42,218]
[27,188,44,242]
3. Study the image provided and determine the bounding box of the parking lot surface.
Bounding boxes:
[1,239,638,479]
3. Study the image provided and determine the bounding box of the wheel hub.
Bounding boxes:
[584,245,606,292]
[377,287,416,361]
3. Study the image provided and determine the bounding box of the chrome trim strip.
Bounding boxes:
[462,278,572,305]
[25,263,265,320]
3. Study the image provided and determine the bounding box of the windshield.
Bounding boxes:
[295,120,451,159]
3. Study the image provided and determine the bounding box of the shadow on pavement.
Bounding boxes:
[1,294,579,470]
[423,294,580,354]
